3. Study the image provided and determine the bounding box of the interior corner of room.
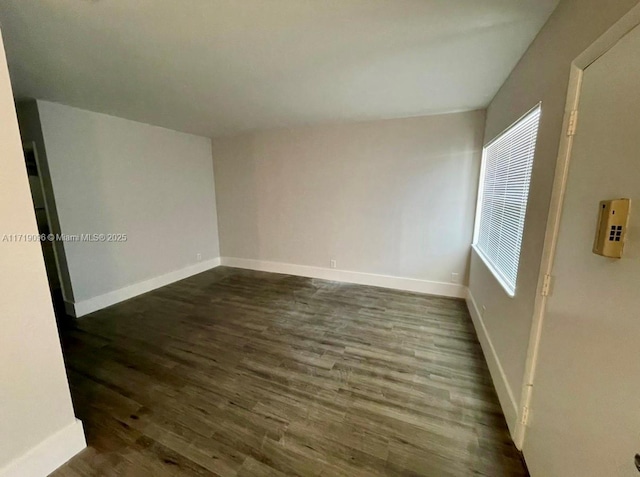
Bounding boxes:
[2,0,640,476]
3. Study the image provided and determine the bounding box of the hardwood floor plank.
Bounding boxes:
[52,267,527,476]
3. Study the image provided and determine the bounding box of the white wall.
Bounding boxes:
[525,21,640,476]
[0,30,84,477]
[24,101,220,314]
[213,111,485,292]
[467,0,639,435]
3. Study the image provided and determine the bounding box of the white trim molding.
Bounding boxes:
[220,257,467,298]
[66,258,221,317]
[0,419,85,477]
[466,288,519,439]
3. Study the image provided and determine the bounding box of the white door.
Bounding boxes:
[522,24,640,476]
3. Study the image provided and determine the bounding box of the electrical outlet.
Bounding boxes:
[330,259,337,269]
[451,272,460,284]
[196,253,202,261]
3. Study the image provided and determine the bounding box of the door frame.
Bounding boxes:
[23,140,71,304]
[514,3,640,449]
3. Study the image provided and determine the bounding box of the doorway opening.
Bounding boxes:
[23,142,69,323]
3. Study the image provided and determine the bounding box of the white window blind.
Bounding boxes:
[473,104,541,296]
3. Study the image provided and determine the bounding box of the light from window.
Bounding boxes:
[473,104,541,296]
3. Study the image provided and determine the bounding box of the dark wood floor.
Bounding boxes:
[52,267,527,476]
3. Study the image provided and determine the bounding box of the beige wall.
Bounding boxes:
[213,111,485,286]
[23,101,220,309]
[468,0,639,432]
[0,30,82,475]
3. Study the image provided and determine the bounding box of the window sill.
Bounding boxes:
[471,244,516,298]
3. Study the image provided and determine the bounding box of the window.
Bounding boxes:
[473,104,541,296]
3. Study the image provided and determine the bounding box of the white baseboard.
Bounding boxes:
[65,256,465,317]
[220,257,467,298]
[66,258,221,317]
[466,289,519,439]
[0,419,85,477]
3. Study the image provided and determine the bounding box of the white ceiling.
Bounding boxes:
[0,0,558,137]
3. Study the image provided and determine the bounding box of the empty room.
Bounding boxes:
[1,1,640,476]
